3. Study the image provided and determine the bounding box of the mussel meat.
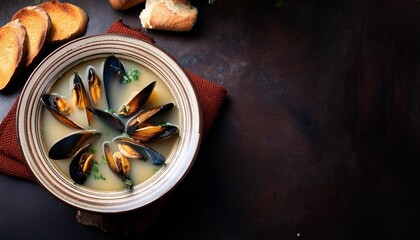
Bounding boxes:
[87,68,101,106]
[103,142,133,188]
[129,124,178,143]
[48,130,101,160]
[117,81,156,118]
[114,137,166,165]
[41,94,83,130]
[118,143,144,159]
[69,150,95,184]
[103,55,126,110]
[72,72,93,126]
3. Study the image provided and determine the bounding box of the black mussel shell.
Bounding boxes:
[72,72,93,126]
[87,68,101,106]
[69,150,95,184]
[114,137,166,165]
[41,94,83,130]
[129,124,178,143]
[118,81,156,118]
[48,130,101,160]
[126,103,174,134]
[86,107,125,133]
[102,141,133,188]
[103,55,126,110]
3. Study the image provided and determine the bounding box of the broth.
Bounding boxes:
[41,57,179,191]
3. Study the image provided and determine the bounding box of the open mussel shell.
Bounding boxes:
[118,143,144,159]
[118,81,156,118]
[48,130,101,160]
[126,102,174,134]
[86,107,124,133]
[87,68,101,106]
[103,55,126,110]
[41,94,83,130]
[69,149,95,184]
[103,141,133,188]
[72,72,93,126]
[114,136,166,165]
[129,124,178,143]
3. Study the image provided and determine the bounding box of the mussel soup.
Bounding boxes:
[41,55,179,191]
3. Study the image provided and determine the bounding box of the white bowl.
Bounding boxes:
[17,34,202,213]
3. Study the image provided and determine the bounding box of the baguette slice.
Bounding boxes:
[11,6,51,67]
[139,0,198,32]
[0,20,27,90]
[39,0,88,44]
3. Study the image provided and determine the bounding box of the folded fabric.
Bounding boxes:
[0,19,227,182]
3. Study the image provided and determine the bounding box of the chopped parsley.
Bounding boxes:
[92,158,106,181]
[123,68,141,84]
[93,173,106,180]
[102,155,108,165]
[106,108,116,114]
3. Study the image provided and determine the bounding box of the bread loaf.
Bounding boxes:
[11,6,51,67]
[139,0,198,31]
[0,20,27,90]
[39,0,88,44]
[108,0,146,10]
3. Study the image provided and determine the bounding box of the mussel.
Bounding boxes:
[126,103,174,134]
[118,143,144,159]
[48,130,101,160]
[87,68,101,106]
[41,94,83,130]
[103,142,133,188]
[86,107,125,133]
[114,137,166,165]
[103,55,126,110]
[72,72,93,126]
[129,124,178,143]
[69,148,95,184]
[117,81,156,118]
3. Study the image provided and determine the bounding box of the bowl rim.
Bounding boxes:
[16,33,202,213]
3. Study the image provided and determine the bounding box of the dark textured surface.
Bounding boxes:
[1,0,420,239]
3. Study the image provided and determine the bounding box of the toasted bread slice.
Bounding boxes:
[39,0,88,44]
[0,20,27,90]
[12,6,51,67]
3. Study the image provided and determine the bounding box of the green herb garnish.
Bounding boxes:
[208,0,216,4]
[123,68,140,84]
[106,108,116,114]
[102,155,108,165]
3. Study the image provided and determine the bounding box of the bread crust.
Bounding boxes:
[12,6,51,67]
[139,0,198,31]
[0,20,27,90]
[39,0,88,44]
[108,0,146,10]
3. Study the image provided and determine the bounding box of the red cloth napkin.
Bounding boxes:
[0,19,227,182]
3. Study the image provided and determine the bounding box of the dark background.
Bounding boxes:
[1,0,420,239]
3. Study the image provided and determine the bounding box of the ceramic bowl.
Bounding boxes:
[17,34,202,213]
